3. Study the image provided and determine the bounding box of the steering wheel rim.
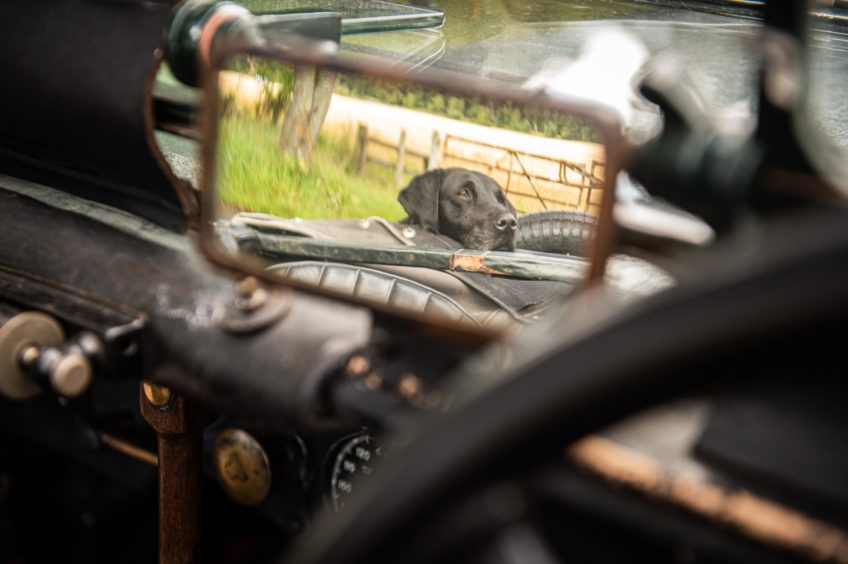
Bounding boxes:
[286,206,848,564]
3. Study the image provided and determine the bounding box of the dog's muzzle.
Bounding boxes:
[495,213,518,232]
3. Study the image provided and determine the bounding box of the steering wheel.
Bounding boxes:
[284,205,848,564]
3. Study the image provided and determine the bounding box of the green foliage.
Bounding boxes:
[223,57,603,144]
[334,74,602,143]
[217,114,404,221]
[224,57,297,122]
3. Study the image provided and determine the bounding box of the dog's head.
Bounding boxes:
[398,168,517,252]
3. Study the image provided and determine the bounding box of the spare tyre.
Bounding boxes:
[515,210,596,256]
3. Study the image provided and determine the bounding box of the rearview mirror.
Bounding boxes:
[200,36,626,330]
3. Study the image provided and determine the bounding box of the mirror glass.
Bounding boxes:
[211,55,611,329]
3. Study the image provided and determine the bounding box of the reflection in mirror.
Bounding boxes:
[212,56,614,329]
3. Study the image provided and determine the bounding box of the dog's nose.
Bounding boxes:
[496,214,518,231]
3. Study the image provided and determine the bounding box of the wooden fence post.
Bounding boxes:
[427,130,440,170]
[354,123,368,173]
[584,160,597,213]
[395,129,407,188]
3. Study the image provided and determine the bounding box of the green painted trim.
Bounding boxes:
[233,229,587,284]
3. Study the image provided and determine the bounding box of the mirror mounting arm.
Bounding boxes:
[164,0,342,88]
[629,0,847,236]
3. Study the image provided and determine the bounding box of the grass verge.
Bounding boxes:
[218,115,405,221]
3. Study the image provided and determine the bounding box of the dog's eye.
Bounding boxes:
[457,189,472,200]
[497,193,506,204]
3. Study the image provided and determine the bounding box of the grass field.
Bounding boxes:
[217,115,405,221]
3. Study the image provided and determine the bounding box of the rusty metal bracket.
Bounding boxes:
[216,276,292,334]
[140,379,215,564]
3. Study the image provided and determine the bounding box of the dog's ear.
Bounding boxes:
[398,169,444,232]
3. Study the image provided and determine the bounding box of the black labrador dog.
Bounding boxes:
[398,168,518,251]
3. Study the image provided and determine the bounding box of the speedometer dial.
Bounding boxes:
[328,433,385,512]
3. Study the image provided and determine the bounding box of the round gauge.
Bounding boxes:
[327,433,385,512]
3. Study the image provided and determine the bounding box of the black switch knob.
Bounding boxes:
[0,311,97,399]
[19,341,93,398]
